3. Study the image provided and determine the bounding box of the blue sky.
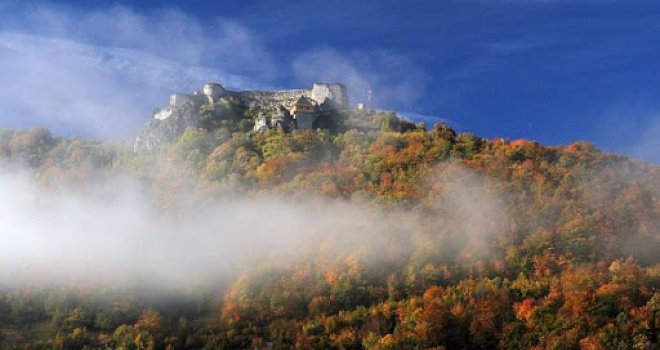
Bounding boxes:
[0,0,659,162]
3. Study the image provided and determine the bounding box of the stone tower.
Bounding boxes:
[203,82,226,104]
[311,83,348,109]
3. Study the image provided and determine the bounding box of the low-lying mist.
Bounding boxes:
[0,164,508,294]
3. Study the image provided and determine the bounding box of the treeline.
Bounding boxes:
[0,122,658,349]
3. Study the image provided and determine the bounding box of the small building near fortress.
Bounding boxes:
[290,96,318,129]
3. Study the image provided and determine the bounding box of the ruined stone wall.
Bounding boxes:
[168,83,347,112]
[233,89,312,111]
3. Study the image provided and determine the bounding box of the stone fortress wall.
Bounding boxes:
[166,83,347,111]
[233,83,348,112]
[232,89,312,111]
[157,82,348,125]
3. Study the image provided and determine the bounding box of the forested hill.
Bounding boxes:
[0,121,658,349]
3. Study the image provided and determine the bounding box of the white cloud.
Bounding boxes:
[0,3,431,140]
[291,47,427,111]
[6,4,276,76]
[0,4,275,139]
[0,163,507,290]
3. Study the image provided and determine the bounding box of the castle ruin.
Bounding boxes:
[155,82,348,131]
[135,81,392,153]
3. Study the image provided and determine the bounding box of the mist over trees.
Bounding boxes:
[0,122,658,349]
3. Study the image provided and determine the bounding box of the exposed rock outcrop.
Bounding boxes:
[134,82,350,153]
[134,103,200,153]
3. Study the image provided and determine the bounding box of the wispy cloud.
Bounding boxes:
[593,98,660,164]
[397,111,461,129]
[3,4,276,76]
[0,2,434,139]
[629,116,660,163]
[291,47,427,111]
[0,4,275,139]
[0,163,507,289]
[442,35,559,83]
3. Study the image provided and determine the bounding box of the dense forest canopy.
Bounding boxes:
[0,118,658,349]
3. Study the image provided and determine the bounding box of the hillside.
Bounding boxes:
[0,97,658,349]
[133,82,415,153]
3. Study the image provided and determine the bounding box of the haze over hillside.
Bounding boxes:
[0,78,658,347]
[1,1,659,348]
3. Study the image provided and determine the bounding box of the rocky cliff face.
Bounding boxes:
[133,104,200,153]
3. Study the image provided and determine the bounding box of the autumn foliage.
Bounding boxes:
[0,123,658,349]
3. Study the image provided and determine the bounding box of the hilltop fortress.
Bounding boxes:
[134,82,350,152]
[156,82,348,127]
[169,82,348,110]
[134,81,404,153]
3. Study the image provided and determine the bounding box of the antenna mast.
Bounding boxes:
[367,84,373,110]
